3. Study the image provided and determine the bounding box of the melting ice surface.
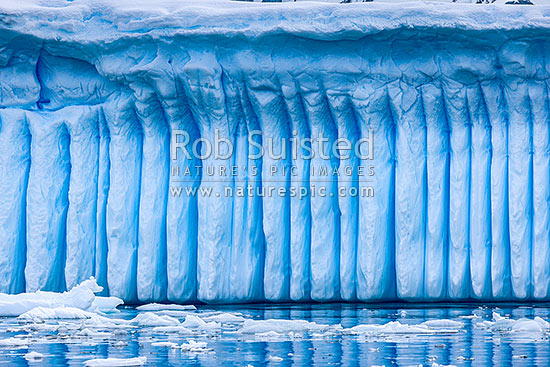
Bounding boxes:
[0,279,547,365]
[3,0,550,304]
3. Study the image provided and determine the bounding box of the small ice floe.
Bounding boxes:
[18,306,99,323]
[421,320,464,329]
[239,319,335,334]
[0,337,28,348]
[136,303,196,311]
[153,310,191,318]
[152,326,193,334]
[75,328,112,339]
[202,312,246,323]
[346,319,462,336]
[178,340,212,353]
[267,355,283,362]
[458,315,481,320]
[181,315,221,331]
[151,341,179,348]
[90,297,124,313]
[24,351,44,361]
[130,312,180,327]
[254,331,287,341]
[475,312,550,339]
[84,356,147,366]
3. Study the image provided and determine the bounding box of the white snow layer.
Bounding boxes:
[0,0,550,303]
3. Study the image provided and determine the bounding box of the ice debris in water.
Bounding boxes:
[130,312,180,327]
[84,356,147,367]
[136,303,196,311]
[240,319,338,334]
[202,312,246,323]
[475,312,550,338]
[179,340,212,353]
[346,320,463,336]
[0,337,29,348]
[181,314,221,331]
[24,351,44,361]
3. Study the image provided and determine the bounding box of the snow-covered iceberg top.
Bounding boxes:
[2,0,550,43]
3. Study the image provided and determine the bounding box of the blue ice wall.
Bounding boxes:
[1,1,550,303]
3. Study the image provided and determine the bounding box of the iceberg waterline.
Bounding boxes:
[1,0,550,303]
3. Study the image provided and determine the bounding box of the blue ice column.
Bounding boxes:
[182,54,234,302]
[466,84,492,299]
[163,98,199,302]
[354,85,395,300]
[389,81,427,299]
[95,110,110,295]
[283,90,312,302]
[327,92,359,301]
[503,80,532,299]
[26,110,70,292]
[302,88,340,301]
[530,79,550,299]
[134,87,169,302]
[247,88,291,301]
[64,106,100,290]
[482,81,511,299]
[104,95,142,302]
[226,80,264,302]
[422,83,448,300]
[0,109,30,293]
[166,99,199,303]
[443,81,471,299]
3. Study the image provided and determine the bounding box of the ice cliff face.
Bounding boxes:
[1,0,550,303]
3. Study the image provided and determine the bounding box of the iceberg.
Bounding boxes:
[0,0,550,303]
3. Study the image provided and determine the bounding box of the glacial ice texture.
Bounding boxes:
[1,1,550,303]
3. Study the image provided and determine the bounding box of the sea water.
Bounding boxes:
[0,303,549,366]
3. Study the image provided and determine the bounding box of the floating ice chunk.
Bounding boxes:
[90,297,123,313]
[534,316,550,329]
[179,340,211,353]
[18,306,98,323]
[254,331,285,341]
[130,312,180,326]
[0,337,28,348]
[0,277,106,316]
[202,312,246,323]
[75,328,112,339]
[136,303,196,311]
[24,351,44,361]
[151,341,178,348]
[347,321,460,335]
[153,310,192,318]
[267,355,283,362]
[84,356,146,367]
[17,306,130,328]
[511,320,544,333]
[421,320,464,329]
[458,315,480,320]
[240,319,334,334]
[474,312,550,339]
[152,326,193,334]
[181,315,220,331]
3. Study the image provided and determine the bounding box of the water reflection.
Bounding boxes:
[2,303,550,366]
